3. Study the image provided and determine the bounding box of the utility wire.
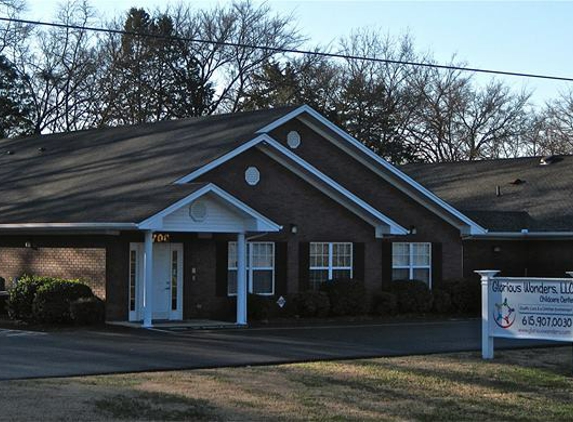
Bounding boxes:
[1,16,573,83]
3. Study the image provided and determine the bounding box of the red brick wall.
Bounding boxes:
[270,120,464,280]
[196,147,382,297]
[0,247,106,298]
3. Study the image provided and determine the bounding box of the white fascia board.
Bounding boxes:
[257,105,487,235]
[137,183,281,232]
[0,223,138,230]
[261,139,408,236]
[174,135,268,184]
[465,232,573,240]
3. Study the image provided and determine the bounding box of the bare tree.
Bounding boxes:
[539,90,573,154]
[405,61,531,162]
[337,30,423,162]
[170,0,305,113]
[14,0,100,133]
[0,0,28,55]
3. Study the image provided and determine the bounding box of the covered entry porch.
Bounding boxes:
[129,183,281,328]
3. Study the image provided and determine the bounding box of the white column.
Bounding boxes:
[236,232,247,325]
[475,270,499,359]
[143,230,154,328]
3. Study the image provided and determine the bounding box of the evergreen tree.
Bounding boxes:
[0,55,32,138]
[98,8,213,126]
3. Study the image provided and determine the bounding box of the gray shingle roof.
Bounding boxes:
[401,155,573,232]
[0,107,297,224]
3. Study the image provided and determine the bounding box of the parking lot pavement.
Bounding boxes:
[0,328,48,338]
[0,319,556,380]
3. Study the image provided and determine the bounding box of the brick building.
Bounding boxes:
[0,105,571,325]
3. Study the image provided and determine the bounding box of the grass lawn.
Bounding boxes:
[1,347,573,421]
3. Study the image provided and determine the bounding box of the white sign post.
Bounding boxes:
[476,270,573,360]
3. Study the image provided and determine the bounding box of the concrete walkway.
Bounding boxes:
[0,319,555,380]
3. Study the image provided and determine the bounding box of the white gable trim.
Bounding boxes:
[173,134,407,236]
[260,139,407,235]
[138,183,281,232]
[174,135,268,184]
[256,105,487,235]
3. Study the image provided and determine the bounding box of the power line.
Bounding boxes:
[1,16,573,83]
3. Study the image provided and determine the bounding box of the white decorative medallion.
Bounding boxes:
[189,200,207,222]
[245,166,260,186]
[287,131,301,149]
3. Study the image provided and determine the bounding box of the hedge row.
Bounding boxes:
[248,279,369,320]
[247,277,481,320]
[7,275,104,325]
[376,278,481,316]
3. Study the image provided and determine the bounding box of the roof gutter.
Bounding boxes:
[464,231,573,240]
[0,223,138,232]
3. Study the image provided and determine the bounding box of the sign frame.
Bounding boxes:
[477,270,573,359]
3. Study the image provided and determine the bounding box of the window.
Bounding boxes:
[244,166,260,186]
[129,249,137,312]
[309,242,353,290]
[171,250,178,310]
[392,243,432,286]
[228,242,275,295]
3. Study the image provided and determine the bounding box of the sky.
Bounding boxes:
[24,0,573,105]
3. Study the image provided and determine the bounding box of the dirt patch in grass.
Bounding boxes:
[1,347,573,421]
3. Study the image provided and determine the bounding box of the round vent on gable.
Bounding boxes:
[287,131,301,149]
[245,166,260,186]
[189,200,208,222]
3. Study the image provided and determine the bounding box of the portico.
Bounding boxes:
[130,183,281,328]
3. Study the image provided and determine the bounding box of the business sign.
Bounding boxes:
[489,277,573,341]
[478,271,573,359]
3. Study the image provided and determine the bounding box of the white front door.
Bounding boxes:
[152,244,172,319]
[128,242,184,321]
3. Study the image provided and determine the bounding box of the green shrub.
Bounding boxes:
[0,297,6,316]
[0,277,6,315]
[371,291,398,316]
[432,289,453,314]
[290,291,330,318]
[247,294,273,321]
[7,275,54,322]
[320,278,368,316]
[32,280,94,324]
[70,297,105,325]
[443,278,481,315]
[386,280,433,313]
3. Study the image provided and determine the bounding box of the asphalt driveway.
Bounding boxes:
[0,319,555,380]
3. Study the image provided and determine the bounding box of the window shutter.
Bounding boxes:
[431,242,443,289]
[298,242,310,292]
[215,241,229,297]
[381,241,393,288]
[352,242,365,281]
[275,242,288,296]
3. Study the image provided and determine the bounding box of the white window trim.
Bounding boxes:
[392,242,432,288]
[228,242,275,296]
[309,242,353,282]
